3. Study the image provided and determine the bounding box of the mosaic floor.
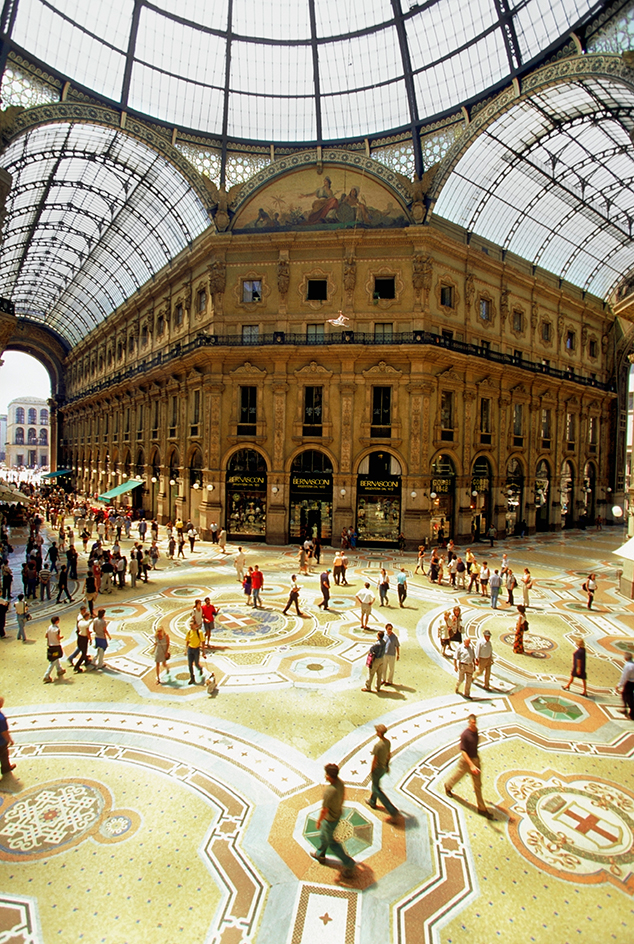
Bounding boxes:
[1,526,633,944]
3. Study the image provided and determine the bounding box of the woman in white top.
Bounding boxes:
[521,568,533,607]
[43,616,66,682]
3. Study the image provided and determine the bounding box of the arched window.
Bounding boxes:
[15,407,24,423]
[28,408,37,424]
[15,427,24,445]
[291,450,333,473]
[40,409,49,425]
[227,449,267,473]
[27,428,37,444]
[39,429,48,445]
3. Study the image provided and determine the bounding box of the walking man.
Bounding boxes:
[251,565,264,608]
[186,618,205,684]
[311,763,356,880]
[234,547,246,582]
[355,582,375,629]
[367,723,399,822]
[454,636,476,698]
[43,615,66,683]
[445,714,493,818]
[0,697,16,776]
[616,652,634,720]
[362,630,386,693]
[282,575,306,617]
[474,630,494,690]
[506,568,517,607]
[318,569,331,610]
[489,569,502,608]
[396,568,408,607]
[382,623,400,686]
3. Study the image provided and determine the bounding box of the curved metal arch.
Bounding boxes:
[428,53,634,208]
[580,241,634,296]
[285,444,339,475]
[353,446,407,477]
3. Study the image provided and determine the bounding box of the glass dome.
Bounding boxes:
[4,0,605,145]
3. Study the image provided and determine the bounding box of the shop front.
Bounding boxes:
[226,449,267,539]
[356,475,401,545]
[470,456,491,540]
[560,459,574,529]
[289,473,333,543]
[430,454,456,544]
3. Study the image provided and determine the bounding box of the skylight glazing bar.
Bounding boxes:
[308,0,322,143]
[390,0,422,176]
[220,0,233,187]
[121,0,142,107]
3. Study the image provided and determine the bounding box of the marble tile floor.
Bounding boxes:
[0,525,633,943]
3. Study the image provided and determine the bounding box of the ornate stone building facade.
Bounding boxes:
[59,159,614,546]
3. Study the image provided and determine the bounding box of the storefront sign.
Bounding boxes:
[472,477,490,492]
[226,474,266,489]
[358,476,401,494]
[290,474,332,494]
[431,478,452,494]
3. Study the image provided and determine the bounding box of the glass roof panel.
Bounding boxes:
[321,80,410,140]
[413,30,509,118]
[0,122,210,347]
[128,63,225,133]
[513,0,596,60]
[135,7,227,87]
[314,0,394,37]
[231,39,313,97]
[12,0,127,101]
[232,0,311,40]
[226,90,316,142]
[405,0,498,71]
[318,28,402,95]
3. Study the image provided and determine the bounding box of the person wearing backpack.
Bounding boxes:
[362,630,386,693]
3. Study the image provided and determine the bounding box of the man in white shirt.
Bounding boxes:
[355,582,375,629]
[454,637,476,698]
[616,653,634,720]
[474,630,494,690]
[382,624,401,686]
[234,547,246,582]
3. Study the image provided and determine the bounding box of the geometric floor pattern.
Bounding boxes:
[1,524,633,942]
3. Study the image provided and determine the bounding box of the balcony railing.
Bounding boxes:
[64,330,615,405]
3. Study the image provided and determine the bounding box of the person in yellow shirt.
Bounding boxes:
[186,618,204,685]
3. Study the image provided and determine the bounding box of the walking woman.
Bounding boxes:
[43,615,66,682]
[583,574,597,610]
[152,625,170,684]
[521,568,533,607]
[377,568,390,606]
[242,567,253,606]
[563,638,587,696]
[512,605,529,654]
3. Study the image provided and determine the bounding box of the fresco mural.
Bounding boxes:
[232,167,409,232]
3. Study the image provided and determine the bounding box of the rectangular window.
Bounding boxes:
[566,330,575,351]
[152,400,159,435]
[40,453,48,467]
[242,324,259,343]
[513,403,523,443]
[306,323,325,341]
[589,338,597,357]
[137,405,143,440]
[374,323,393,340]
[440,285,454,308]
[242,280,262,303]
[371,386,391,436]
[198,289,207,313]
[481,339,490,353]
[566,412,575,444]
[440,391,454,440]
[480,398,491,440]
[191,389,200,436]
[307,279,328,301]
[16,454,23,467]
[589,416,598,449]
[479,298,491,321]
[238,386,257,435]
[124,408,130,440]
[541,408,551,445]
[303,386,323,436]
[374,277,395,300]
[169,395,178,436]
[514,349,522,363]
[441,329,454,342]
[542,322,551,341]
[174,303,183,327]
[513,309,523,332]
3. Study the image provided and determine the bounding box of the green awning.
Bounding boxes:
[41,469,72,479]
[98,480,143,502]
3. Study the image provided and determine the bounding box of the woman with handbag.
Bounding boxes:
[153,626,170,684]
[43,616,66,682]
